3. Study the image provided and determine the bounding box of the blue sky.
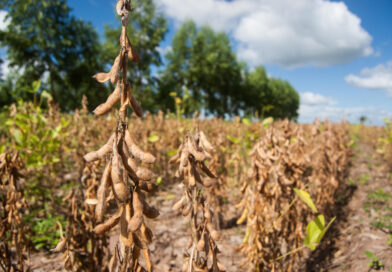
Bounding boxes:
[3,0,392,124]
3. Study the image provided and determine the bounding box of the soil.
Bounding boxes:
[307,142,392,272]
[28,141,392,272]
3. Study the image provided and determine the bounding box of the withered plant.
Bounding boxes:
[170,130,225,272]
[0,152,30,271]
[54,1,159,271]
[237,126,311,271]
[237,121,350,271]
[52,163,109,271]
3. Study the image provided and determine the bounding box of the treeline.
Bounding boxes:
[0,0,299,119]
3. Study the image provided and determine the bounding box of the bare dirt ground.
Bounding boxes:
[307,142,392,272]
[29,142,392,272]
[28,183,246,272]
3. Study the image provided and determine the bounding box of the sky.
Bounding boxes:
[2,0,392,125]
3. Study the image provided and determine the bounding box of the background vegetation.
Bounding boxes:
[0,0,299,119]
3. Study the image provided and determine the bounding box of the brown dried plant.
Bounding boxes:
[237,126,311,271]
[54,1,158,271]
[0,152,30,272]
[51,163,109,271]
[237,121,350,271]
[170,130,226,272]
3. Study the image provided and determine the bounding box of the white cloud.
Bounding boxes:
[0,10,10,31]
[298,91,390,125]
[299,104,390,125]
[0,59,10,79]
[301,92,337,106]
[345,61,392,95]
[157,45,172,56]
[155,0,373,67]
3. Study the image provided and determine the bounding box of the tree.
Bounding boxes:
[101,0,168,112]
[0,0,105,110]
[244,66,299,120]
[158,21,244,116]
[265,78,299,120]
[159,21,299,119]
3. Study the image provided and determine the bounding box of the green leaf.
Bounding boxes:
[294,188,318,213]
[40,90,52,101]
[156,176,163,186]
[13,129,24,145]
[365,250,379,261]
[242,118,251,126]
[167,149,178,157]
[148,134,159,143]
[317,216,335,244]
[227,135,240,144]
[262,117,274,128]
[304,215,325,250]
[29,80,41,93]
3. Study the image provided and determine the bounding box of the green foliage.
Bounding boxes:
[159,20,299,118]
[245,67,299,119]
[1,85,71,250]
[0,0,106,110]
[359,174,370,185]
[365,251,384,270]
[3,93,69,168]
[377,118,392,154]
[294,188,318,213]
[304,215,335,250]
[23,205,66,250]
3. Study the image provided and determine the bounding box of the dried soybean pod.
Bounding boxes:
[197,237,205,252]
[93,72,111,83]
[111,146,130,202]
[199,162,216,178]
[109,248,119,272]
[93,84,121,116]
[182,202,192,217]
[95,161,112,222]
[120,211,132,247]
[182,259,189,272]
[136,167,156,181]
[127,36,141,62]
[126,84,143,117]
[128,190,143,232]
[202,177,214,188]
[140,223,153,243]
[217,262,227,271]
[51,238,67,253]
[204,206,211,220]
[132,233,145,249]
[172,196,186,211]
[110,54,122,84]
[200,131,214,152]
[138,180,157,193]
[143,248,152,272]
[187,137,205,161]
[125,130,156,164]
[140,198,159,219]
[118,138,139,183]
[236,208,248,225]
[180,148,189,168]
[207,223,220,241]
[83,133,115,162]
[116,0,124,15]
[93,206,123,234]
[188,164,196,187]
